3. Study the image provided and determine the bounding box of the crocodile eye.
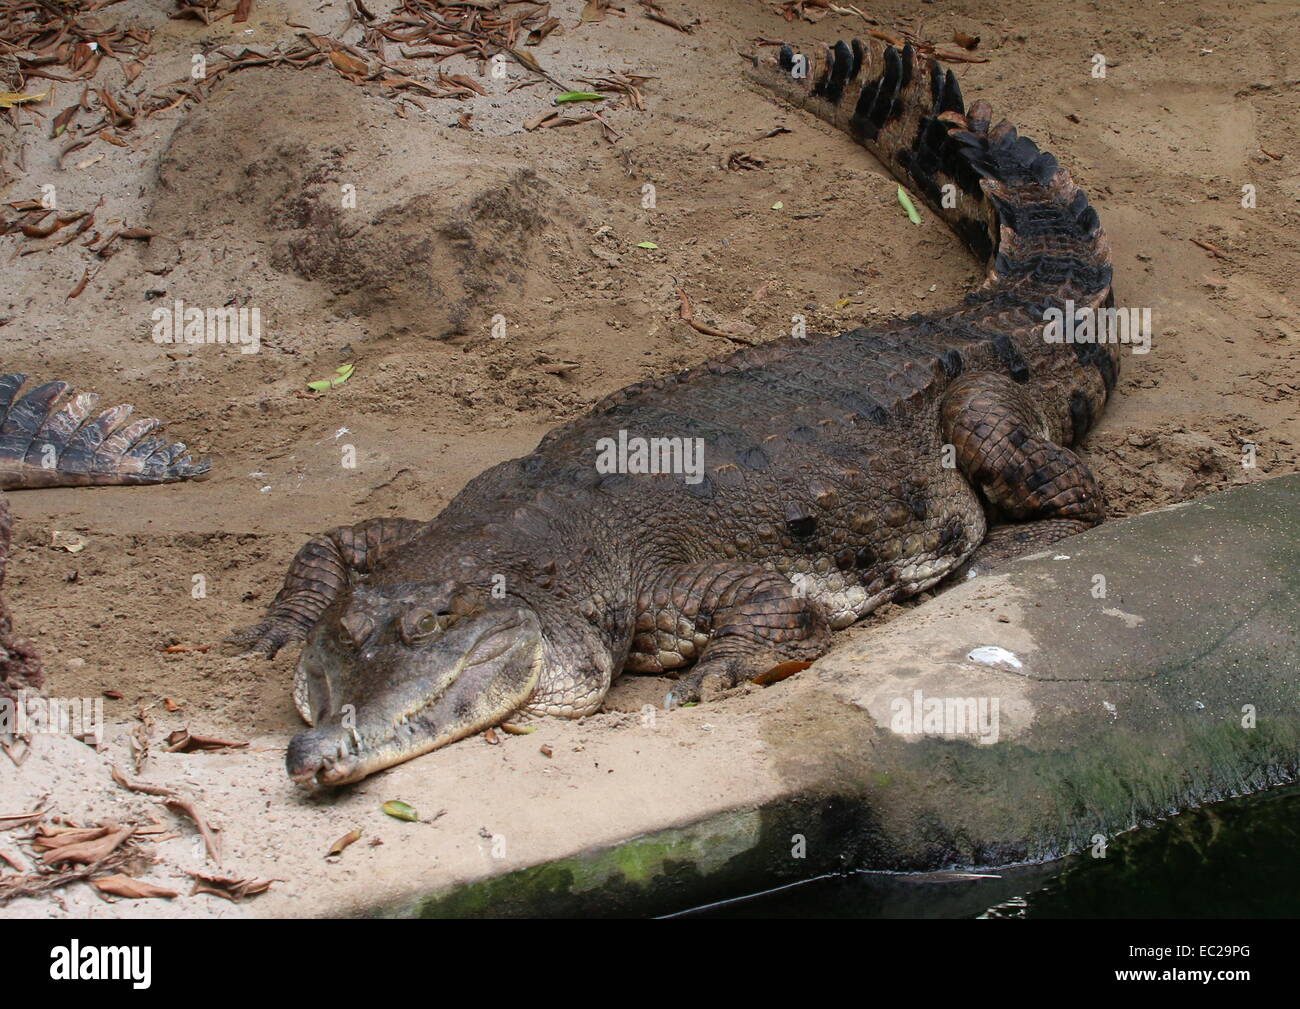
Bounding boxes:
[401,608,451,645]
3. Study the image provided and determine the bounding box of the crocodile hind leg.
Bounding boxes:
[226,518,424,657]
[942,371,1103,574]
[625,562,830,707]
[0,374,209,490]
[952,519,1094,579]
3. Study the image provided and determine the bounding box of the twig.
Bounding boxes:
[675,288,758,344]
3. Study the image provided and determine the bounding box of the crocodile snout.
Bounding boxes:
[286,726,360,787]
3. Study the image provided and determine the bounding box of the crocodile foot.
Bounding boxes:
[222,616,307,659]
[953,519,1094,580]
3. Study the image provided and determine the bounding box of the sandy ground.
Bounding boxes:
[1,0,1297,914]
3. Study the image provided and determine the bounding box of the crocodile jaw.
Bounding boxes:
[287,609,544,787]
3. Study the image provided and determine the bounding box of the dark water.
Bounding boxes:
[682,782,1300,918]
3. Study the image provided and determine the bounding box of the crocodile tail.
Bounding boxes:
[745,39,1114,313]
[0,373,210,490]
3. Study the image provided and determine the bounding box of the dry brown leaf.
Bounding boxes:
[66,269,91,300]
[93,874,179,899]
[327,828,362,857]
[0,804,49,831]
[441,73,488,96]
[42,825,133,866]
[328,50,370,78]
[111,765,221,862]
[188,871,273,902]
[752,660,813,686]
[33,824,109,850]
[526,17,561,45]
[163,729,248,753]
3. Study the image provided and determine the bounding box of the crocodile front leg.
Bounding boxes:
[627,562,831,707]
[226,517,425,657]
[942,371,1104,574]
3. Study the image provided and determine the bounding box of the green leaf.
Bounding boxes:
[636,241,658,249]
[332,363,355,387]
[554,91,605,104]
[771,201,783,210]
[307,363,355,392]
[0,90,48,109]
[896,186,922,225]
[382,800,420,822]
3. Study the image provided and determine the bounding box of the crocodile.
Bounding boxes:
[229,37,1120,788]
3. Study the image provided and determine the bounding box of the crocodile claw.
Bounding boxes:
[222,617,305,658]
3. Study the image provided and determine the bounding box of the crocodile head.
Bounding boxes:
[285,580,544,787]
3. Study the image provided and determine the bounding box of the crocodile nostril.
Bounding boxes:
[340,610,375,648]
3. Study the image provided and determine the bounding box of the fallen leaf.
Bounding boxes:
[382,800,419,822]
[327,828,362,857]
[328,50,369,78]
[554,91,605,104]
[526,17,561,44]
[42,825,133,866]
[188,871,273,902]
[307,363,355,392]
[896,186,922,225]
[110,765,221,862]
[752,660,812,686]
[163,729,248,753]
[0,804,49,830]
[52,105,78,138]
[93,874,178,899]
[0,91,48,109]
[67,269,92,299]
[636,241,658,249]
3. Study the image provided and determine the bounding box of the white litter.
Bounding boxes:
[966,645,1023,669]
